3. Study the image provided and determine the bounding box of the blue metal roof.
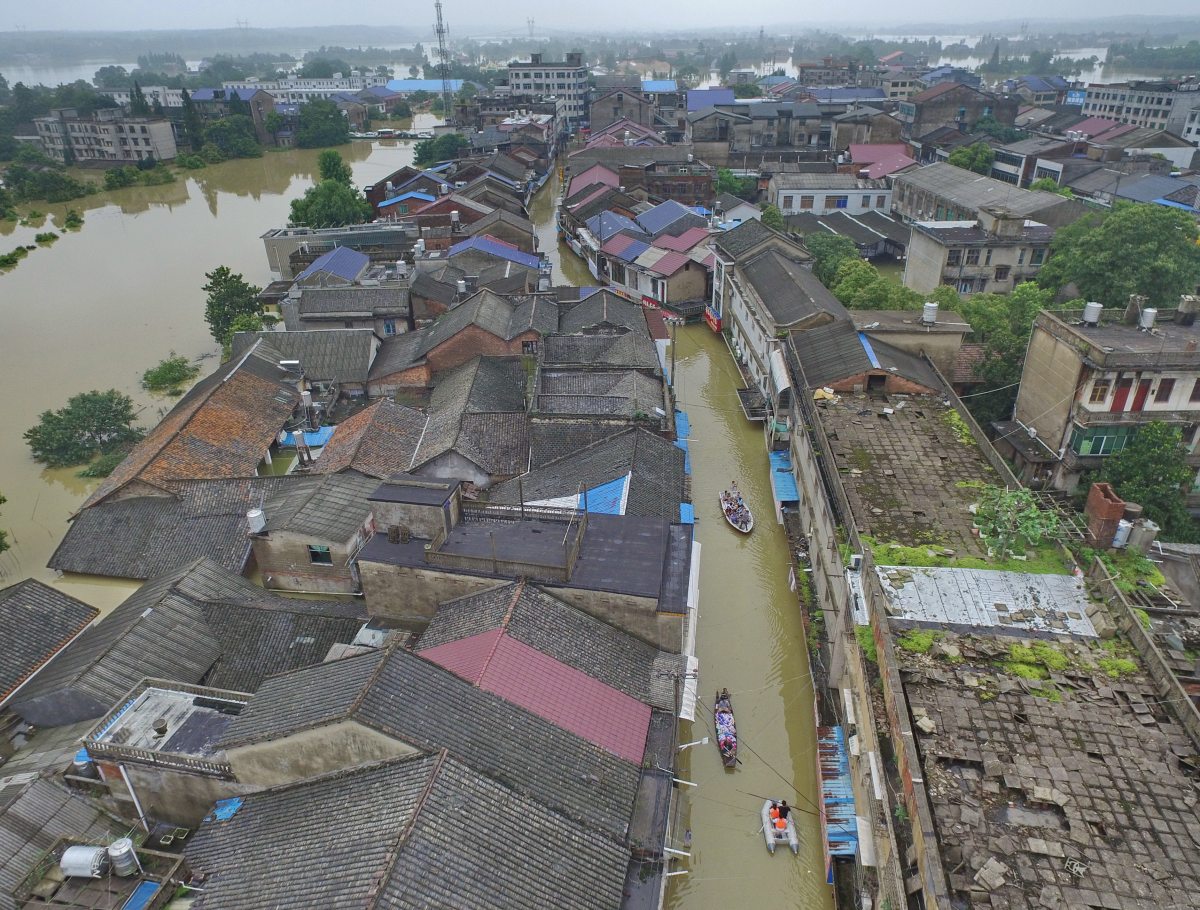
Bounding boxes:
[378,191,436,209]
[191,87,261,102]
[769,450,798,504]
[686,88,735,111]
[679,503,695,524]
[385,78,465,93]
[818,725,859,880]
[585,211,647,244]
[209,797,244,822]
[295,246,369,282]
[448,235,542,270]
[281,426,336,448]
[636,200,697,236]
[614,239,650,263]
[642,79,678,93]
[858,332,881,369]
[674,410,691,474]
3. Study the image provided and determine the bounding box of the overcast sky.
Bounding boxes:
[4,1,1197,35]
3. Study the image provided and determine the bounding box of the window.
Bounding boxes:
[965,249,980,266]
[1069,424,1138,456]
[994,266,1011,281]
[799,195,814,210]
[383,320,397,336]
[827,195,848,209]
[1017,248,1026,265]
[1191,378,1200,402]
[1156,378,1176,403]
[782,195,794,209]
[522,339,539,355]
[1031,248,1046,266]
[1089,379,1111,403]
[946,249,962,267]
[308,545,333,565]
[877,195,886,208]
[985,248,993,266]
[862,195,871,208]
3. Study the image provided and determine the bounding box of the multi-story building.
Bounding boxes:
[99,86,186,109]
[1080,79,1200,138]
[768,172,891,217]
[1012,297,1200,498]
[892,162,1086,228]
[506,52,589,126]
[34,107,177,164]
[897,82,1018,141]
[902,207,1054,294]
[222,73,387,104]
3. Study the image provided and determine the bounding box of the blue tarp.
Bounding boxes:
[579,475,627,514]
[857,332,881,369]
[121,881,160,910]
[769,451,799,503]
[679,503,695,524]
[281,426,335,448]
[210,797,243,822]
[674,410,692,475]
[819,726,859,882]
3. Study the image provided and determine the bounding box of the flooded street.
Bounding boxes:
[666,327,832,910]
[0,134,423,607]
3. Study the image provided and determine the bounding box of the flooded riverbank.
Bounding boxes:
[666,326,832,910]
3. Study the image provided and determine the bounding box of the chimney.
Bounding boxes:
[1124,293,1148,325]
[1176,294,1199,326]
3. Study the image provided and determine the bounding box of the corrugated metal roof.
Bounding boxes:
[448,235,542,270]
[642,79,678,92]
[295,246,369,283]
[385,78,466,92]
[818,725,858,875]
[377,191,436,209]
[647,250,691,276]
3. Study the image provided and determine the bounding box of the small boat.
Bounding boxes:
[714,689,737,768]
[761,800,800,855]
[720,483,753,533]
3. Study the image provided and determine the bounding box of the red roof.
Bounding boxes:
[652,226,709,252]
[601,233,641,256]
[1089,122,1138,143]
[643,307,670,341]
[1068,116,1123,139]
[909,82,971,103]
[647,250,692,277]
[848,144,910,164]
[567,163,619,199]
[421,631,651,762]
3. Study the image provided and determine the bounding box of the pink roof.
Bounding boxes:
[567,163,619,198]
[849,144,910,164]
[567,184,613,212]
[648,250,692,277]
[421,631,652,763]
[601,233,640,256]
[1089,122,1138,143]
[1070,117,1124,138]
[652,226,709,252]
[643,307,670,341]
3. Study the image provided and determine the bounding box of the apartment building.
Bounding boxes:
[34,107,177,164]
[222,73,387,104]
[506,52,589,126]
[1080,80,1200,138]
[903,207,1053,294]
[768,172,891,216]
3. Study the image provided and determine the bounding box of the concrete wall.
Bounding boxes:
[825,371,937,396]
[902,228,951,293]
[372,498,456,540]
[253,529,363,594]
[360,561,498,624]
[1013,318,1085,459]
[425,327,533,375]
[367,362,431,397]
[864,328,966,376]
[413,451,492,489]
[103,762,259,829]
[227,719,417,789]
[545,584,684,652]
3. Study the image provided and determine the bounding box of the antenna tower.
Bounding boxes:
[527,17,535,39]
[434,0,455,127]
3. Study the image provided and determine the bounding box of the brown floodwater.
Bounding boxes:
[665,326,833,910]
[0,129,431,611]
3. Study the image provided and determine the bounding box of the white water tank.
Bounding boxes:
[247,508,266,535]
[107,839,139,877]
[1082,301,1103,326]
[1128,519,1161,554]
[922,302,938,325]
[538,276,551,291]
[1112,519,1133,549]
[301,390,313,408]
[456,279,468,294]
[415,238,426,254]
[450,210,460,224]
[61,846,109,879]
[1140,307,1158,330]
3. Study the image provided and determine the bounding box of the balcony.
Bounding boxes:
[1072,407,1200,427]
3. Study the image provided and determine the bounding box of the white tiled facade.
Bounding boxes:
[506,53,588,125]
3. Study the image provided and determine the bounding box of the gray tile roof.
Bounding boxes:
[261,471,379,540]
[536,370,665,417]
[419,582,682,710]
[234,330,378,383]
[219,647,641,840]
[528,422,625,467]
[0,776,124,910]
[49,477,292,580]
[292,285,409,318]
[490,428,684,522]
[367,331,425,379]
[415,289,558,360]
[712,217,782,259]
[313,399,427,478]
[466,206,536,238]
[11,559,365,727]
[0,582,97,705]
[558,291,648,334]
[788,319,944,391]
[186,754,630,910]
[741,248,849,328]
[541,331,660,371]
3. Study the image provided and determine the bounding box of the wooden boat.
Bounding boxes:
[719,483,753,533]
[761,800,800,855]
[714,689,737,768]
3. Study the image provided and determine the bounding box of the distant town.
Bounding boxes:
[2,16,1200,910]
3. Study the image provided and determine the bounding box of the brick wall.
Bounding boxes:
[425,326,535,374]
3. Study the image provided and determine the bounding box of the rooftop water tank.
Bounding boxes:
[247,508,266,535]
[60,846,110,879]
[107,839,139,877]
[922,302,938,325]
[1140,307,1158,330]
[456,279,468,294]
[1082,301,1103,326]
[1112,518,1133,549]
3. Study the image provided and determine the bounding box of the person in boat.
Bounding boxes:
[768,802,780,821]
[778,800,791,821]
[774,816,788,832]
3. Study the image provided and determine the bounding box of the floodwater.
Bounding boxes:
[665,327,832,910]
[0,124,436,610]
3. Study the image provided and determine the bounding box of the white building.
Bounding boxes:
[506,53,588,125]
[767,173,892,217]
[99,86,186,109]
[34,108,177,164]
[222,74,387,104]
[1080,79,1200,140]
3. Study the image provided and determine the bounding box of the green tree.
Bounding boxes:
[318,149,353,185]
[92,65,131,89]
[180,88,205,152]
[224,313,265,358]
[805,232,859,287]
[203,266,262,349]
[760,203,784,231]
[204,116,262,159]
[413,132,469,166]
[1100,422,1196,540]
[299,58,352,79]
[947,142,995,175]
[289,179,372,228]
[24,390,143,468]
[263,110,285,139]
[103,166,139,190]
[974,486,1059,556]
[1036,202,1200,308]
[129,81,150,116]
[141,353,201,395]
[715,168,756,201]
[732,83,763,98]
[1029,176,1072,196]
[717,50,738,79]
[296,99,350,148]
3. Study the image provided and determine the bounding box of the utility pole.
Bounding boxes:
[434,0,454,128]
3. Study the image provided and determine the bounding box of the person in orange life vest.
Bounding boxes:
[774,816,788,831]
[768,802,780,821]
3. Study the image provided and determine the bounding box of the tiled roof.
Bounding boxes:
[50,477,290,580]
[652,226,710,252]
[11,559,363,727]
[416,289,556,361]
[490,428,685,524]
[292,286,408,318]
[788,319,942,391]
[464,207,536,241]
[559,290,648,334]
[909,81,975,103]
[366,331,425,379]
[528,422,625,468]
[0,776,124,906]
[0,582,97,704]
[536,370,664,417]
[186,754,630,910]
[218,647,642,839]
[313,400,427,478]
[261,470,379,540]
[232,329,377,383]
[741,248,849,328]
[540,332,660,371]
[712,217,778,259]
[295,246,369,283]
[82,343,300,507]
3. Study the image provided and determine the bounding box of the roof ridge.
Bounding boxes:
[464,577,525,686]
[346,644,398,719]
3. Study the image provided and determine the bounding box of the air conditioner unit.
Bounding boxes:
[849,553,864,571]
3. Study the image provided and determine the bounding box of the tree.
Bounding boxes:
[263,110,285,140]
[224,313,265,357]
[180,88,205,152]
[318,149,353,185]
[296,99,350,148]
[203,266,262,349]
[299,58,352,79]
[974,486,1059,557]
[947,142,995,175]
[1036,202,1200,308]
[129,81,150,116]
[142,353,201,395]
[760,204,784,231]
[1029,176,1072,197]
[715,168,756,201]
[732,83,763,98]
[413,133,469,166]
[204,116,261,158]
[717,50,738,79]
[806,232,859,287]
[989,44,1001,69]
[92,65,131,89]
[1100,422,1196,540]
[24,390,143,468]
[289,179,372,229]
